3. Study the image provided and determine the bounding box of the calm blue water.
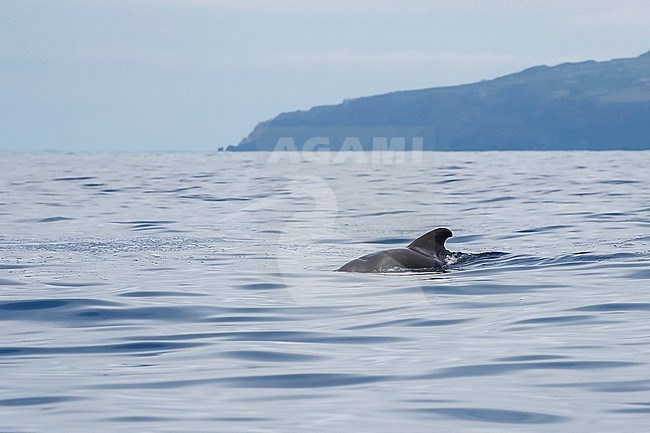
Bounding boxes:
[1,151,649,432]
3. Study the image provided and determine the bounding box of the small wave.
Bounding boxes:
[626,269,650,279]
[32,216,74,223]
[219,372,390,389]
[0,299,72,310]
[144,186,201,194]
[477,195,517,203]
[0,278,25,286]
[178,194,250,202]
[0,396,83,406]
[53,176,95,181]
[118,290,205,298]
[187,330,407,345]
[0,298,223,325]
[496,355,568,362]
[0,263,32,269]
[536,251,641,267]
[445,251,509,267]
[352,210,414,217]
[238,283,288,290]
[220,350,325,362]
[610,407,650,414]
[204,315,291,323]
[449,250,645,274]
[0,341,202,357]
[346,318,472,330]
[599,179,640,185]
[93,372,391,390]
[411,407,568,424]
[103,416,173,423]
[364,237,411,245]
[112,220,177,225]
[112,220,178,231]
[573,303,650,312]
[421,360,637,380]
[412,282,554,296]
[511,315,594,325]
[434,178,464,184]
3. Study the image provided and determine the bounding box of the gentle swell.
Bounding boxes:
[1,152,649,432]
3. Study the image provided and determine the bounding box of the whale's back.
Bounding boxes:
[338,248,444,273]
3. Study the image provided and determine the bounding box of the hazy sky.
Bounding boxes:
[2,0,649,151]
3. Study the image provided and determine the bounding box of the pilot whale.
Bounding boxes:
[338,228,453,273]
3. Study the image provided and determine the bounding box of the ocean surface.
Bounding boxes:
[1,151,649,432]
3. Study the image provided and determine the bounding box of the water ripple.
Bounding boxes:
[573,303,650,312]
[2,152,650,431]
[220,350,326,362]
[422,360,637,379]
[0,396,83,406]
[219,372,391,388]
[0,341,203,356]
[511,315,594,325]
[411,407,569,424]
[0,278,24,286]
[346,318,472,330]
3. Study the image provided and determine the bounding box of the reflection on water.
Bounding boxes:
[0,151,649,432]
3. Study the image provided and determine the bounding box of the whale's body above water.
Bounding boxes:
[338,228,453,273]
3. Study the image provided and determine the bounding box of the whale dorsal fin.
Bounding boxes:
[408,228,453,257]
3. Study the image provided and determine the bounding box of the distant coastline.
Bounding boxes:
[228,51,650,152]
